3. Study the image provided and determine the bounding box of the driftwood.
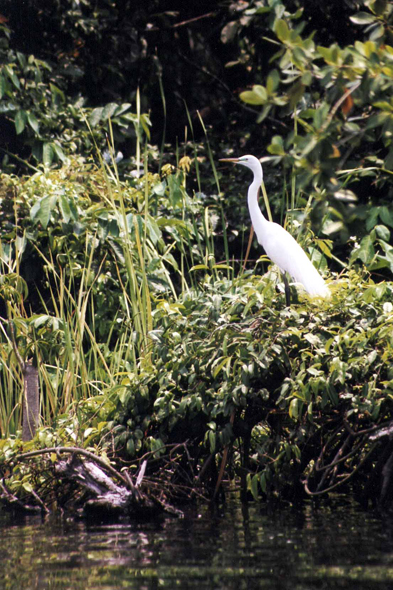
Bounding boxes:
[1,447,183,519]
[55,453,158,517]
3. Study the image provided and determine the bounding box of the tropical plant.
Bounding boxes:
[109,269,393,501]
[234,0,393,274]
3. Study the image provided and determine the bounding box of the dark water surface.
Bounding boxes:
[1,495,393,590]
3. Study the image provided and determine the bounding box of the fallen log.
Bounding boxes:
[1,447,183,519]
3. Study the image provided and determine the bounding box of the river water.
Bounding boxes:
[1,494,393,589]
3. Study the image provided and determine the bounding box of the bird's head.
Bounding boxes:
[219,155,262,176]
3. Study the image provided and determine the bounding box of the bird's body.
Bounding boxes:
[220,155,329,300]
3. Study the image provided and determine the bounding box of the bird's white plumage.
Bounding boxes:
[257,221,328,296]
[221,154,329,298]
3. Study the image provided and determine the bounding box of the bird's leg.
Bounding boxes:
[282,273,291,307]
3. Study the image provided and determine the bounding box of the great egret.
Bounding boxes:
[220,155,329,304]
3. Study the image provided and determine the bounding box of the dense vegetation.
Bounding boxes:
[1,0,393,512]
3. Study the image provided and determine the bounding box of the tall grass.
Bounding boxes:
[0,103,263,439]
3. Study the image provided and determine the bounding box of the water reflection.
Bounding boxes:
[1,496,393,589]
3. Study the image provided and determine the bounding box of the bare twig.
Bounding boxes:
[146,12,216,31]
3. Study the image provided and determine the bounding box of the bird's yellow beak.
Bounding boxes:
[219,158,239,163]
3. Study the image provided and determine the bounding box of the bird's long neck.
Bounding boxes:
[247,168,268,233]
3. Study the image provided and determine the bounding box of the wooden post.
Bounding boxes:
[22,361,39,441]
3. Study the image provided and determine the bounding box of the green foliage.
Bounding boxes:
[0,20,150,168]
[2,0,393,506]
[232,0,393,275]
[110,270,393,497]
[0,153,231,436]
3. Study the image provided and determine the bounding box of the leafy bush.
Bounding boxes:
[110,270,393,499]
[232,0,393,274]
[0,154,228,435]
[0,18,150,169]
[2,0,393,507]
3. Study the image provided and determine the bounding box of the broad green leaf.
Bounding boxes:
[15,110,26,134]
[315,238,333,258]
[374,0,388,15]
[259,472,267,494]
[30,195,56,228]
[317,45,334,63]
[42,142,54,167]
[266,70,280,94]
[327,385,339,405]
[126,438,135,456]
[50,83,66,104]
[373,101,393,111]
[275,19,290,42]
[0,75,5,99]
[145,217,162,245]
[102,102,118,120]
[59,193,72,222]
[152,181,166,196]
[366,113,389,129]
[31,314,52,328]
[375,224,390,242]
[5,65,20,89]
[288,80,305,108]
[140,114,151,139]
[257,104,273,123]
[89,107,104,127]
[380,206,393,228]
[208,430,216,453]
[300,136,317,156]
[352,234,375,264]
[314,103,329,129]
[240,85,267,105]
[16,52,27,69]
[304,333,321,346]
[384,147,393,171]
[365,207,380,231]
[52,143,66,162]
[350,12,377,24]
[369,23,384,41]
[374,283,387,299]
[212,356,230,379]
[27,111,39,134]
[289,398,300,420]
[267,135,285,155]
[113,103,132,117]
[250,474,259,500]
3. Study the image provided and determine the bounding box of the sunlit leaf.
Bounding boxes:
[42,142,54,167]
[275,19,290,42]
[89,107,104,127]
[240,85,268,106]
[350,12,377,24]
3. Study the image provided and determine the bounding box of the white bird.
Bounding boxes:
[220,155,329,304]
